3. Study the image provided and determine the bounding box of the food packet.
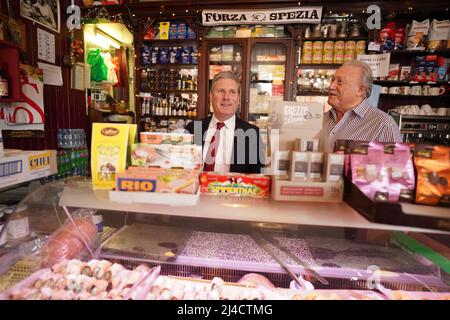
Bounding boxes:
[427,19,450,50]
[406,19,430,50]
[383,143,415,202]
[414,145,450,206]
[350,142,388,201]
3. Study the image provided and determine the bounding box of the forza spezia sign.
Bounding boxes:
[202,7,323,26]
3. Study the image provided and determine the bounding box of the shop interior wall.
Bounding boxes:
[1,0,87,151]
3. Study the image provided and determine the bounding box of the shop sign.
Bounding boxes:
[202,7,322,26]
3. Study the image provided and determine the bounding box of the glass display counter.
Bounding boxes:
[0,178,448,299]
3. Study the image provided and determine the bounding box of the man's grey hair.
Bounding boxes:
[210,71,241,94]
[342,60,373,99]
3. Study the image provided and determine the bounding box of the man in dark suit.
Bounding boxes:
[186,71,265,174]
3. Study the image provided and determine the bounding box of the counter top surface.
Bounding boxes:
[59,181,449,234]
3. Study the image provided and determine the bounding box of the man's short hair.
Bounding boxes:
[342,60,373,99]
[210,71,241,94]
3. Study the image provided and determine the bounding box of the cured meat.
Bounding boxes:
[41,219,97,268]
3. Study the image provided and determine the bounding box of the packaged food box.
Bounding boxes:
[272,178,343,202]
[131,143,202,169]
[140,132,193,145]
[91,123,132,190]
[158,22,170,40]
[116,167,200,194]
[414,145,450,206]
[200,172,271,197]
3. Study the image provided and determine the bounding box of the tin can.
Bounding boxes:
[312,51,323,64]
[333,52,344,64]
[302,52,312,64]
[344,40,356,52]
[322,52,333,64]
[323,41,334,53]
[313,41,323,53]
[302,41,313,53]
[334,40,345,52]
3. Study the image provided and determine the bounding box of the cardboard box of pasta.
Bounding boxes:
[271,178,343,202]
[200,172,271,197]
[0,149,57,189]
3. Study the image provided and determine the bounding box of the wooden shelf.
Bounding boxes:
[297,92,328,96]
[140,115,195,120]
[142,39,197,44]
[209,61,242,66]
[251,61,286,65]
[302,36,368,41]
[140,90,198,94]
[380,93,450,98]
[250,80,274,83]
[374,80,449,85]
[298,63,341,68]
[140,64,198,69]
[375,49,450,56]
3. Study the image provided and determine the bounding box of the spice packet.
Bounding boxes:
[414,145,450,206]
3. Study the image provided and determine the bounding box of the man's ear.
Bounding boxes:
[358,85,366,98]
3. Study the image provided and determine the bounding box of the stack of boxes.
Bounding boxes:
[267,100,344,202]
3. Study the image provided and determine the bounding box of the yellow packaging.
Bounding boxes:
[302,52,312,64]
[334,40,345,52]
[159,22,170,40]
[356,40,366,53]
[344,51,355,62]
[344,40,356,52]
[302,41,313,52]
[333,52,344,64]
[312,51,323,64]
[323,41,334,53]
[312,41,323,53]
[91,123,130,190]
[322,52,333,64]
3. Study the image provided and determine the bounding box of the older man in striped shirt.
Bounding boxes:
[323,60,402,152]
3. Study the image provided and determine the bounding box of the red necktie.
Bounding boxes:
[204,122,225,172]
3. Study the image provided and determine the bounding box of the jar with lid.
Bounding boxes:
[6,204,30,240]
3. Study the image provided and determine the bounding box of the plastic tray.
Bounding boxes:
[343,178,450,232]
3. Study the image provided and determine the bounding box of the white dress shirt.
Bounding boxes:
[203,115,235,173]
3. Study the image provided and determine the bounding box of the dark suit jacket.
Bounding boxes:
[186,116,265,174]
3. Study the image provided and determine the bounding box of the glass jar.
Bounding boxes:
[6,204,30,240]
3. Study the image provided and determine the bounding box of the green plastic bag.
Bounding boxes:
[87,48,108,82]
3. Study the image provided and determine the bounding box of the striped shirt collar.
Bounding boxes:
[329,98,371,121]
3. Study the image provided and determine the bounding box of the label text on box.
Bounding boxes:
[280,186,324,196]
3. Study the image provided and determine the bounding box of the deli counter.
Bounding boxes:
[0,178,449,300]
